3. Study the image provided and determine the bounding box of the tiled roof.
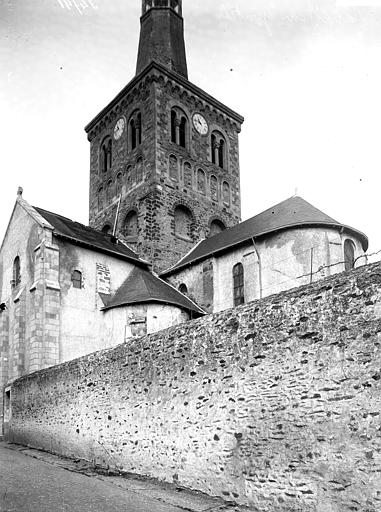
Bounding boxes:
[102,267,205,316]
[161,196,369,276]
[35,207,144,265]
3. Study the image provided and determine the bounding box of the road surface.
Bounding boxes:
[0,444,187,512]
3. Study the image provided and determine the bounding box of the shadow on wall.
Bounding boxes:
[5,262,381,511]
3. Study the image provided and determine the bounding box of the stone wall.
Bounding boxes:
[7,262,381,512]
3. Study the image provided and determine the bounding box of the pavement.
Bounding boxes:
[0,442,249,512]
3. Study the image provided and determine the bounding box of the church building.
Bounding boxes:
[0,0,368,437]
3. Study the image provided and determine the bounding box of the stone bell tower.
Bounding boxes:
[86,0,244,273]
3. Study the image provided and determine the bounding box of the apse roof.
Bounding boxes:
[161,196,369,276]
[35,207,144,265]
[101,267,205,316]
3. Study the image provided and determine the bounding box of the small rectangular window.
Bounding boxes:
[71,270,82,289]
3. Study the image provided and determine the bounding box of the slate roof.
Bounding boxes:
[35,207,144,265]
[161,196,369,276]
[101,267,205,316]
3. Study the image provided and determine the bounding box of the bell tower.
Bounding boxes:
[136,0,188,78]
[86,1,244,273]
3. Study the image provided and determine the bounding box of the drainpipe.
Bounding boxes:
[251,237,263,300]
[112,195,122,237]
[310,247,314,284]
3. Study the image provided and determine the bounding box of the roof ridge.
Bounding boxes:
[153,272,206,315]
[34,206,77,224]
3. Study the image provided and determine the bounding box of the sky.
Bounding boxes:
[1,0,381,254]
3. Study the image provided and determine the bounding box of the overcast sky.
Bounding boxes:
[1,0,381,253]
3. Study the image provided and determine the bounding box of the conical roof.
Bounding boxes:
[162,196,368,276]
[102,267,204,316]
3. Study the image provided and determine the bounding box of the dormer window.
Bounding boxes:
[129,111,142,151]
[100,136,112,173]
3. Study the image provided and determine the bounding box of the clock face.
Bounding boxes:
[193,113,208,135]
[114,117,125,140]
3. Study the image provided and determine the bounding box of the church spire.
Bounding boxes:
[136,0,188,78]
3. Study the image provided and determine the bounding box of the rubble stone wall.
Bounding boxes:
[7,263,381,512]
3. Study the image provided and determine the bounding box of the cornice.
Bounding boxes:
[85,61,245,141]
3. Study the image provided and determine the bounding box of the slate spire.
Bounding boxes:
[136,0,188,78]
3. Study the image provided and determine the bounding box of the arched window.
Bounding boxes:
[209,219,226,237]
[218,140,225,168]
[131,164,137,186]
[71,270,82,289]
[98,186,104,210]
[102,224,112,235]
[130,119,136,149]
[211,134,216,165]
[126,165,133,190]
[169,155,179,181]
[222,181,231,206]
[170,107,188,148]
[13,256,21,287]
[107,179,113,202]
[233,263,244,307]
[124,211,138,238]
[210,175,218,201]
[171,110,177,143]
[179,283,188,295]
[100,136,112,173]
[211,131,227,169]
[174,205,193,239]
[183,162,192,188]
[129,111,142,151]
[136,157,144,183]
[179,116,187,147]
[116,172,123,196]
[344,239,356,271]
[197,169,206,194]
